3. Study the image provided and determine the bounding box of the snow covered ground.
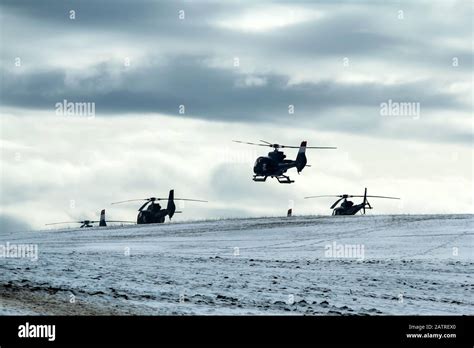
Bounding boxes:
[0,214,472,315]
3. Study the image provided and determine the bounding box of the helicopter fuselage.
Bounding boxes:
[253,150,296,177]
[306,188,399,216]
[332,203,365,215]
[234,140,317,184]
[137,202,169,224]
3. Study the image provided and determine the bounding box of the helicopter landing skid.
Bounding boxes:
[276,175,294,184]
[253,175,294,183]
[253,175,268,182]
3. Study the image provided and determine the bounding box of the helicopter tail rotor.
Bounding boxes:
[99,209,107,227]
[166,189,176,219]
[295,141,308,173]
[363,188,376,214]
[363,188,367,214]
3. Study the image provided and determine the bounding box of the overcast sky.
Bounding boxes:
[0,0,472,231]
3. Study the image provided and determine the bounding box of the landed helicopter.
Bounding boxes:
[111,189,207,224]
[304,188,400,215]
[45,209,135,228]
[232,140,336,183]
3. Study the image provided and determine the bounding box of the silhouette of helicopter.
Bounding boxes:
[233,140,336,183]
[304,188,400,215]
[45,209,134,228]
[111,189,207,224]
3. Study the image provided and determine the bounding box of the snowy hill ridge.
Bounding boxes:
[0,214,472,315]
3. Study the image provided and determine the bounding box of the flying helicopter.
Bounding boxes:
[304,188,400,215]
[111,189,207,224]
[232,140,337,183]
[45,209,135,228]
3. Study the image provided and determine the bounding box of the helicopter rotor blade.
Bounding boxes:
[138,200,151,211]
[111,198,148,205]
[235,140,336,150]
[106,220,136,223]
[174,198,208,202]
[232,140,270,147]
[365,195,400,200]
[347,195,400,200]
[280,145,337,149]
[270,144,336,149]
[113,197,207,209]
[259,140,273,145]
[143,197,207,202]
[146,197,207,202]
[306,146,337,149]
[258,140,336,149]
[330,197,345,209]
[46,219,100,226]
[306,194,399,200]
[145,197,207,203]
[45,221,83,226]
[259,140,283,149]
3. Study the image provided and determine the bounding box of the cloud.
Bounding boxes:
[0,1,472,227]
[0,1,470,146]
[214,5,324,32]
[1,56,469,146]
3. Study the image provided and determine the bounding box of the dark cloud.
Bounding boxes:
[1,56,467,114]
[1,1,470,126]
[0,55,469,147]
[0,0,233,36]
[2,0,471,71]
